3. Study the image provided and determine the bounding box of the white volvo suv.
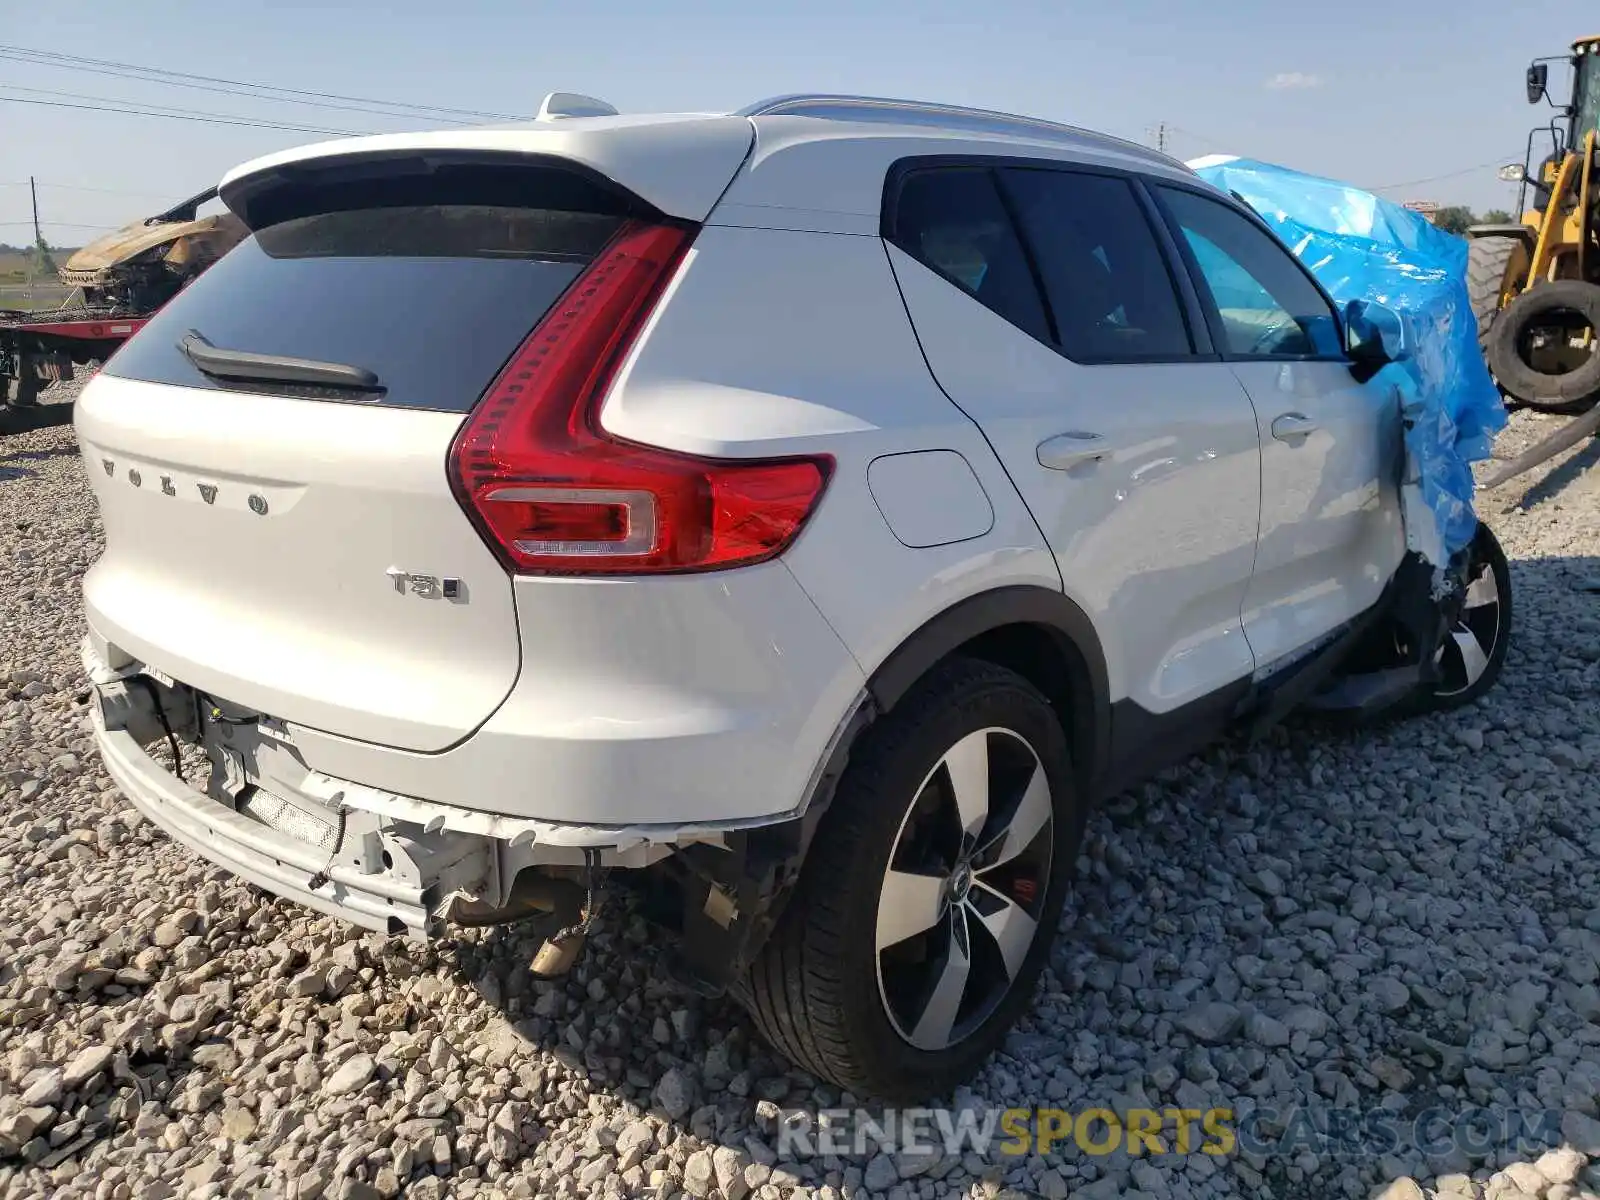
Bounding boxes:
[75,93,1510,1100]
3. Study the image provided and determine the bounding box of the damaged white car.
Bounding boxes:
[77,93,1510,1100]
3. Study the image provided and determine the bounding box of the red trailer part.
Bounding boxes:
[1,309,149,434]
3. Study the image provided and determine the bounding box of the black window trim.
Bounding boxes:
[881,153,1220,367]
[1144,178,1352,366]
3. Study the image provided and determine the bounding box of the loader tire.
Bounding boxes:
[1486,279,1600,414]
[1466,234,1518,354]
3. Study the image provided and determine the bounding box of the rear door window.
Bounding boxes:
[886,167,1053,345]
[999,168,1194,361]
[106,198,625,411]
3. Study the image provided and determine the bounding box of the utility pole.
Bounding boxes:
[27,176,56,283]
[1153,123,1168,154]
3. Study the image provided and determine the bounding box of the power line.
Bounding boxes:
[0,219,115,229]
[0,180,179,199]
[1368,160,1507,192]
[0,89,358,136]
[0,49,481,126]
[0,44,521,123]
[1,82,358,134]
[0,95,354,135]
[1165,125,1235,153]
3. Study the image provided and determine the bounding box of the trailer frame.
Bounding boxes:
[1,308,149,431]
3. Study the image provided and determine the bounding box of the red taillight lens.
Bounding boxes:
[450,220,832,575]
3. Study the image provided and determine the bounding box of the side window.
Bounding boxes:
[889,168,1052,345]
[1000,168,1193,360]
[1156,186,1342,359]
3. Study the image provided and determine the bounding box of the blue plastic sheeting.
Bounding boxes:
[1187,156,1506,564]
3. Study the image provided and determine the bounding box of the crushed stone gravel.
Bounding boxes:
[3,380,1600,1199]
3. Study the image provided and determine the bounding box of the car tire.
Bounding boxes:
[1398,521,1513,716]
[738,657,1080,1100]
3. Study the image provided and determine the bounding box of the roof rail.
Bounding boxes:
[735,93,1170,161]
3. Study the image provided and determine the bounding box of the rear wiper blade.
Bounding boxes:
[178,330,382,391]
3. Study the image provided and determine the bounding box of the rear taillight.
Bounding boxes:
[449,220,832,575]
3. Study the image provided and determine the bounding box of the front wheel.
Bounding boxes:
[739,659,1079,1100]
[1401,522,1513,715]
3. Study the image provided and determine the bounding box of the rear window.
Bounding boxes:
[105,203,624,411]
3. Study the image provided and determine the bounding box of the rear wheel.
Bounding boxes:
[739,659,1079,1099]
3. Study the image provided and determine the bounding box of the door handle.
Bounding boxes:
[1271,413,1320,442]
[1037,431,1109,471]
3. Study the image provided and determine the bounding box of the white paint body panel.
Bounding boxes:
[598,226,1064,694]
[1231,360,1406,670]
[220,115,756,222]
[867,451,994,548]
[280,564,865,824]
[77,374,515,752]
[78,376,863,821]
[722,116,1198,222]
[886,247,1263,711]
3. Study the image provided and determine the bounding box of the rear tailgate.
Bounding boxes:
[78,133,752,752]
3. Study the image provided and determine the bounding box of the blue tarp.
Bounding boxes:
[1187,155,1506,564]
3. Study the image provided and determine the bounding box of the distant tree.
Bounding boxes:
[1480,208,1515,224]
[1433,206,1475,235]
[31,234,56,277]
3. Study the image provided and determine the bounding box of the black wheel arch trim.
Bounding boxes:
[664,584,1113,998]
[865,584,1112,794]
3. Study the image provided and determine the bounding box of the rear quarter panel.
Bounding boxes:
[599,224,1068,698]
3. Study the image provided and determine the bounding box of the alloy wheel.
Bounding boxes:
[1435,557,1503,697]
[874,727,1054,1051]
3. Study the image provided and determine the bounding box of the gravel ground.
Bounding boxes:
[3,380,1600,1200]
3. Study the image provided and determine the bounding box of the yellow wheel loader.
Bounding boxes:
[1471,37,1600,416]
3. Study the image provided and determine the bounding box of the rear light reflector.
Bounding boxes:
[488,486,655,557]
[450,220,832,575]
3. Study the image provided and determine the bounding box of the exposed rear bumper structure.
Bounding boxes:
[83,636,827,950]
[95,710,443,937]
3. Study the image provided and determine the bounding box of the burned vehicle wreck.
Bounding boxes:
[59,187,247,313]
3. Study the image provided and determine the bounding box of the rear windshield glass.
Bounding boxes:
[104,204,623,411]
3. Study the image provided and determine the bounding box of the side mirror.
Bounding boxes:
[1344,299,1409,382]
[1527,62,1549,104]
[1498,162,1530,184]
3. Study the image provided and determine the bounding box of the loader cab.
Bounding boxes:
[1513,39,1600,219]
[1570,40,1600,150]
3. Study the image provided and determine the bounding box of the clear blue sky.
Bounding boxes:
[1,0,1572,246]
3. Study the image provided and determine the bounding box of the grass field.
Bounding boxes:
[0,247,82,312]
